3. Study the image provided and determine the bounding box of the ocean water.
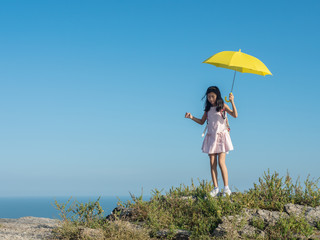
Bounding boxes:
[0,195,151,219]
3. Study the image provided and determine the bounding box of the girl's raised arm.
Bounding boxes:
[185,112,207,125]
[224,93,238,118]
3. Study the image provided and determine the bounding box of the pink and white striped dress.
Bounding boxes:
[202,106,233,154]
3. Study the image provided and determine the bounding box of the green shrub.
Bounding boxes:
[53,196,105,228]
[241,169,320,211]
[251,216,265,230]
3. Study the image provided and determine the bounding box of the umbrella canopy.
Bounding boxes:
[203,49,272,76]
[203,49,272,102]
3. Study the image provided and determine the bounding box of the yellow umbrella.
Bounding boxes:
[203,49,272,102]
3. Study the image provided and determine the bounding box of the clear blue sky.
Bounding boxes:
[0,0,319,197]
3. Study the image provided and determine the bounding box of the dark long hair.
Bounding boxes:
[202,86,224,112]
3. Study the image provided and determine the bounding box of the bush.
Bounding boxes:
[53,196,105,228]
[241,169,320,211]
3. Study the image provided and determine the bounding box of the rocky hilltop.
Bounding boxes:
[106,196,320,239]
[0,201,320,239]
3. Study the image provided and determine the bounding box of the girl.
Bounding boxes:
[185,86,238,197]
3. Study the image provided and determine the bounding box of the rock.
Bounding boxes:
[244,208,289,225]
[174,229,191,239]
[212,216,239,238]
[156,229,168,238]
[0,216,60,240]
[213,204,320,239]
[238,224,263,238]
[161,195,197,202]
[156,229,191,239]
[179,196,196,201]
[284,203,320,227]
[106,206,135,221]
[213,213,264,239]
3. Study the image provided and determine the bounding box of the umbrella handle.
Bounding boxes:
[225,96,230,102]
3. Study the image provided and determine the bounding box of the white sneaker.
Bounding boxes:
[209,188,220,197]
[222,188,232,197]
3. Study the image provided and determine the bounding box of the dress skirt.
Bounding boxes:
[202,129,233,154]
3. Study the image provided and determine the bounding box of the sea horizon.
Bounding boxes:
[0,195,152,219]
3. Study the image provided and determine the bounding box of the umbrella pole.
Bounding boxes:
[231,70,236,92]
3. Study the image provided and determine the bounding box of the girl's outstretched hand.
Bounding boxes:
[185,112,193,119]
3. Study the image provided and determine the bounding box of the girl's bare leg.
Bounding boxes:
[209,154,218,187]
[218,152,228,186]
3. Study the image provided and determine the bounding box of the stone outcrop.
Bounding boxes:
[0,216,60,240]
[156,229,191,239]
[213,203,320,239]
[106,206,135,221]
[108,202,320,240]
[284,203,320,227]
